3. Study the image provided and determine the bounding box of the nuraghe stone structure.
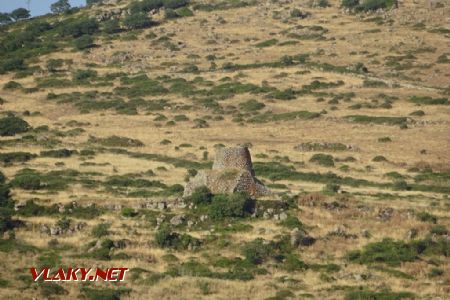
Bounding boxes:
[183,147,269,198]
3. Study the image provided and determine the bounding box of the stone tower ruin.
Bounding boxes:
[183,146,269,198]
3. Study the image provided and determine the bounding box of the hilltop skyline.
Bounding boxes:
[0,0,86,17]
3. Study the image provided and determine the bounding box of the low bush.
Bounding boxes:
[346,237,449,266]
[410,96,449,105]
[155,224,201,250]
[189,186,212,205]
[74,35,94,50]
[91,223,110,238]
[0,116,31,136]
[241,238,274,265]
[345,289,414,300]
[309,153,335,167]
[0,152,36,164]
[3,81,22,90]
[40,149,78,158]
[88,135,144,147]
[123,13,154,29]
[416,211,437,223]
[208,193,254,220]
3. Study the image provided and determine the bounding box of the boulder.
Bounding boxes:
[183,146,269,198]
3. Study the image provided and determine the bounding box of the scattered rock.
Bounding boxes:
[170,214,186,226]
[377,207,395,221]
[290,228,316,247]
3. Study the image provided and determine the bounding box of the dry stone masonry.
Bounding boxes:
[183,146,269,198]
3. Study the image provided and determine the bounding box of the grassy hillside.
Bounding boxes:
[0,0,449,299]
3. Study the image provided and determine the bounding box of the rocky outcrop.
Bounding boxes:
[183,146,269,198]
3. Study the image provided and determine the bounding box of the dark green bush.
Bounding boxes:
[190,186,212,205]
[341,0,360,8]
[310,153,335,167]
[410,96,448,105]
[345,289,414,300]
[357,0,397,11]
[10,8,30,21]
[10,172,41,190]
[0,172,14,233]
[3,81,22,90]
[430,225,448,235]
[241,238,274,265]
[40,149,78,158]
[123,13,154,29]
[0,116,31,136]
[73,69,97,82]
[155,224,200,250]
[0,152,37,164]
[0,58,25,74]
[416,211,437,223]
[121,207,138,218]
[91,223,110,238]
[60,18,99,38]
[74,35,94,50]
[81,287,131,300]
[163,0,190,9]
[208,193,254,220]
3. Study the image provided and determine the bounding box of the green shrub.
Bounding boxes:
[312,0,330,7]
[345,115,407,126]
[208,193,254,220]
[290,8,310,18]
[15,200,58,217]
[341,0,360,8]
[323,183,340,194]
[3,81,22,90]
[51,0,71,14]
[310,153,334,167]
[241,238,274,265]
[410,96,449,105]
[165,8,180,19]
[0,58,25,74]
[91,223,110,238]
[430,225,448,235]
[345,289,414,300]
[121,207,138,218]
[346,238,418,266]
[363,79,388,87]
[60,18,99,38]
[0,173,14,233]
[0,116,31,136]
[283,254,308,272]
[40,149,78,158]
[372,155,387,162]
[81,287,131,300]
[103,19,121,34]
[255,39,278,48]
[378,137,392,143]
[0,152,36,164]
[74,35,94,50]
[10,8,30,21]
[280,216,303,229]
[416,211,437,223]
[41,283,68,297]
[155,224,200,250]
[10,172,41,190]
[239,99,265,111]
[190,186,212,205]
[123,13,154,29]
[88,135,144,147]
[163,0,190,9]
